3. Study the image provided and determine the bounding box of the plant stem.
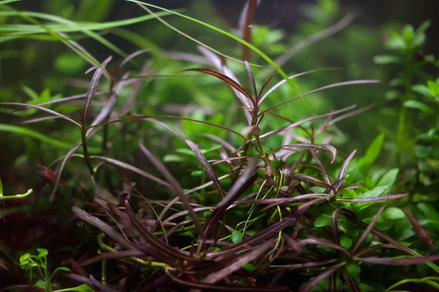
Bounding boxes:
[81,129,95,177]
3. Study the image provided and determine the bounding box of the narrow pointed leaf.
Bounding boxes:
[352,205,386,254]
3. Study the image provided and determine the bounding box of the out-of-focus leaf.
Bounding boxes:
[373,55,400,65]
[384,207,405,220]
[231,230,243,244]
[357,133,384,175]
[404,100,434,114]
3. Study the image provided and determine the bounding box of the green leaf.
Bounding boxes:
[412,84,434,98]
[191,170,202,177]
[418,203,439,224]
[231,230,243,244]
[404,100,434,114]
[0,124,75,150]
[357,133,385,174]
[377,168,399,192]
[243,263,255,272]
[361,186,387,198]
[314,214,332,228]
[55,53,86,74]
[127,0,310,110]
[36,248,48,259]
[384,207,405,220]
[427,80,439,97]
[340,237,353,249]
[373,55,400,65]
[34,280,46,289]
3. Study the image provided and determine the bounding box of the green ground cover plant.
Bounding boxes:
[0,0,438,291]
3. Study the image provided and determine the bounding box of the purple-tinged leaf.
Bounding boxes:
[212,156,253,165]
[34,92,104,106]
[217,158,258,209]
[282,233,301,253]
[352,205,386,254]
[90,176,119,206]
[185,140,225,197]
[341,268,361,292]
[301,236,350,256]
[202,240,273,284]
[163,267,289,291]
[180,68,256,108]
[184,174,230,196]
[0,102,81,127]
[318,104,376,133]
[117,49,149,71]
[72,206,134,250]
[139,143,203,235]
[271,258,337,270]
[162,207,213,225]
[339,208,417,256]
[300,262,345,292]
[83,56,112,122]
[203,133,236,152]
[259,194,328,212]
[260,105,357,139]
[197,45,253,125]
[334,150,357,189]
[89,275,119,292]
[50,143,81,201]
[292,173,332,189]
[356,254,439,265]
[331,209,340,246]
[258,68,340,105]
[259,80,378,115]
[338,193,407,203]
[124,201,196,262]
[267,14,354,73]
[245,60,258,101]
[90,155,171,189]
[309,147,332,185]
[404,209,436,251]
[87,72,129,137]
[269,144,337,163]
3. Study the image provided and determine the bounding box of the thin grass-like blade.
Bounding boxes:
[198,46,253,124]
[89,155,171,189]
[0,102,81,127]
[83,56,112,122]
[271,259,337,269]
[72,206,134,250]
[0,124,74,149]
[128,0,304,100]
[181,68,255,107]
[357,255,439,265]
[258,68,340,105]
[301,236,350,256]
[202,240,273,284]
[334,149,357,189]
[139,143,203,235]
[338,194,407,203]
[50,143,81,201]
[260,13,354,78]
[339,208,416,256]
[260,105,357,139]
[123,201,196,262]
[341,268,361,292]
[352,205,386,254]
[259,80,379,116]
[299,262,345,292]
[331,209,340,246]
